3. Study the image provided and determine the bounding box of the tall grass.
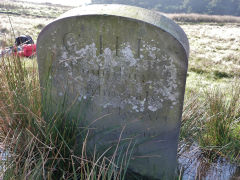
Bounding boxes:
[0,55,133,179]
[200,85,240,161]
[181,84,240,163]
[181,90,206,143]
[1,55,240,179]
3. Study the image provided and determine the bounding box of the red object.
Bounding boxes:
[16,44,36,57]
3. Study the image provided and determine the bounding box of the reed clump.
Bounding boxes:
[181,84,240,163]
[0,55,132,179]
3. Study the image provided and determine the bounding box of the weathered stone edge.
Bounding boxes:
[56,4,190,58]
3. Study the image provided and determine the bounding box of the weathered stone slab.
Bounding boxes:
[37,4,189,179]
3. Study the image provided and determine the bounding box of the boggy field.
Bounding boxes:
[180,22,240,179]
[183,22,240,89]
[0,1,240,179]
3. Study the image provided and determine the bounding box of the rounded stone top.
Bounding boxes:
[57,4,189,58]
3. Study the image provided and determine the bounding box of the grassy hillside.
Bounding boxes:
[0,0,71,46]
[0,0,70,18]
[93,0,240,16]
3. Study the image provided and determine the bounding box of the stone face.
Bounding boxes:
[37,4,189,179]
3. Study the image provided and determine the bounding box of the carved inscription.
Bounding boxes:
[63,33,78,53]
[53,33,179,113]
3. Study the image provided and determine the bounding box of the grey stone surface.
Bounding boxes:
[37,4,189,179]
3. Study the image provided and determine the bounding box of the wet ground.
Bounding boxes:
[1,144,240,179]
[178,143,240,180]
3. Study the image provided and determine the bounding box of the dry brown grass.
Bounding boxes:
[0,56,133,179]
[0,0,70,18]
[164,13,240,23]
[180,21,240,91]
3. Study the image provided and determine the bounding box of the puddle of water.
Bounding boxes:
[0,147,9,174]
[178,143,240,180]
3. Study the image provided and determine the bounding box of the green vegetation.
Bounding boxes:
[201,86,240,160]
[180,19,240,164]
[181,85,240,163]
[93,0,240,16]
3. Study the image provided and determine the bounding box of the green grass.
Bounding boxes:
[200,85,240,161]
[182,21,240,159]
[213,70,234,79]
[181,83,240,163]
